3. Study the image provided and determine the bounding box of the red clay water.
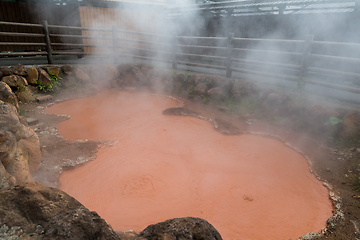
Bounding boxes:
[46,91,333,240]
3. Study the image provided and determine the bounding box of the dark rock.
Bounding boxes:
[221,79,234,94]
[26,67,39,85]
[231,79,255,100]
[61,64,73,75]
[25,117,39,126]
[45,66,61,77]
[0,81,19,111]
[162,107,199,117]
[15,86,37,103]
[0,130,17,167]
[260,89,292,114]
[0,70,2,79]
[38,68,52,87]
[208,87,226,101]
[213,118,241,135]
[10,64,27,77]
[193,74,207,86]
[0,162,16,189]
[135,217,222,240]
[0,182,121,240]
[339,110,360,139]
[194,83,208,95]
[0,66,13,76]
[131,64,148,86]
[2,75,28,88]
[36,95,53,103]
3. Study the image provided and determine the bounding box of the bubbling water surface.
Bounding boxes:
[45,91,333,240]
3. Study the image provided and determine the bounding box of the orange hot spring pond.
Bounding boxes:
[45,91,333,240]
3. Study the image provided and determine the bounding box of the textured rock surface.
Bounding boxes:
[339,110,360,139]
[0,182,121,240]
[38,68,52,87]
[10,64,27,77]
[134,217,223,240]
[74,68,91,83]
[27,67,39,85]
[0,82,19,111]
[208,87,226,101]
[2,75,28,88]
[0,66,13,76]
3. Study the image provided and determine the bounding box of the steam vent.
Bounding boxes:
[1,0,360,239]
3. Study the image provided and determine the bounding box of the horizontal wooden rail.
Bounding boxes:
[177,36,226,41]
[49,33,112,40]
[178,44,227,51]
[0,52,47,57]
[233,37,303,44]
[232,57,300,70]
[48,24,112,32]
[0,21,42,28]
[0,32,44,38]
[0,42,46,46]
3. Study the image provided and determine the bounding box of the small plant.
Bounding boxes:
[36,71,61,93]
[19,109,25,116]
[298,77,306,89]
[188,84,195,99]
[17,84,26,92]
[201,94,209,104]
[351,174,360,192]
[324,116,343,126]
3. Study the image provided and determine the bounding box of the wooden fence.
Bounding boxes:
[1,20,360,94]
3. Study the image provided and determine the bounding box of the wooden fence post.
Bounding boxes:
[42,20,53,64]
[226,32,234,78]
[172,35,178,70]
[298,34,314,87]
[112,25,118,64]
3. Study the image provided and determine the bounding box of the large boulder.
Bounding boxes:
[61,64,73,75]
[135,217,223,240]
[0,81,19,111]
[37,68,52,87]
[0,162,16,189]
[19,139,41,173]
[0,182,121,240]
[194,83,208,96]
[0,66,13,76]
[45,66,61,77]
[260,89,292,114]
[2,75,28,88]
[74,68,91,83]
[231,79,255,100]
[208,87,226,101]
[0,130,17,167]
[5,141,29,185]
[339,110,360,139]
[26,67,39,85]
[10,64,27,77]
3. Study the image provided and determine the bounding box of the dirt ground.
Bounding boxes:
[21,85,360,240]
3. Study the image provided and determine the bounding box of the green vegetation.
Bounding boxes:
[352,174,360,192]
[17,84,26,92]
[325,116,343,126]
[19,109,25,116]
[36,71,61,93]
